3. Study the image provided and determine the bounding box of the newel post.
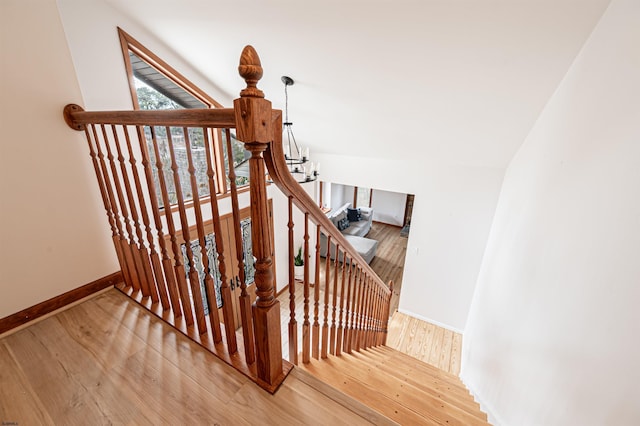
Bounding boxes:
[234,46,283,386]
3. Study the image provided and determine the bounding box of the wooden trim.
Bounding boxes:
[117,27,223,109]
[164,183,254,216]
[0,271,123,335]
[353,186,372,209]
[117,27,229,194]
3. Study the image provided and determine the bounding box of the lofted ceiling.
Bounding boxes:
[104,0,610,168]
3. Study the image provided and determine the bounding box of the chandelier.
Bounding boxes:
[281,76,319,183]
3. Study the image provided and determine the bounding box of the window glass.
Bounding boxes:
[119,28,251,208]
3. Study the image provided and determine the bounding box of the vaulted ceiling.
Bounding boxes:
[105,0,610,168]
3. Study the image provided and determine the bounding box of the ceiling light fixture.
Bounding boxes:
[281,76,318,183]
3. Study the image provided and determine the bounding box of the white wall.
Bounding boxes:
[329,182,353,210]
[269,182,317,293]
[462,0,640,424]
[56,0,232,110]
[315,154,504,331]
[0,0,119,318]
[371,189,406,226]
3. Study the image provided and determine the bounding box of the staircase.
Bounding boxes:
[297,345,489,425]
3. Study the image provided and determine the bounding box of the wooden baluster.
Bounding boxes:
[302,213,311,363]
[225,128,251,360]
[149,126,195,326]
[123,126,170,310]
[374,281,381,346]
[336,253,348,356]
[369,281,376,348]
[330,244,340,355]
[83,124,127,287]
[111,125,156,302]
[287,196,297,364]
[201,130,227,344]
[321,234,331,359]
[372,283,380,347]
[101,125,143,294]
[239,280,255,363]
[353,270,365,352]
[312,224,321,360]
[383,281,393,345]
[92,124,136,290]
[235,45,283,385]
[375,288,382,346]
[184,127,224,340]
[375,281,382,346]
[166,128,207,334]
[363,277,373,349]
[365,277,374,349]
[368,279,376,348]
[136,126,183,318]
[342,261,354,354]
[359,276,368,350]
[347,266,359,354]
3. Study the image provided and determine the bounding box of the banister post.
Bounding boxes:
[234,46,283,386]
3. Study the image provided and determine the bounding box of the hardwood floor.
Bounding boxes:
[386,311,463,375]
[367,222,407,315]
[299,346,488,425]
[0,289,386,425]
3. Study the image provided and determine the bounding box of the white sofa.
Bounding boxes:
[320,203,378,264]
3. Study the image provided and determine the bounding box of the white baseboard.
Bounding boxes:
[396,308,464,334]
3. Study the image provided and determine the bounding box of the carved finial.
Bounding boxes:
[238,45,264,98]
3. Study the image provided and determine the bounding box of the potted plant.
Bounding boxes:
[294,246,304,280]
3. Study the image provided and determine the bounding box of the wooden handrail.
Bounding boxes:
[64,104,236,129]
[263,110,391,298]
[62,44,391,390]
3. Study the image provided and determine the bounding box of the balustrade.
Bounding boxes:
[63,45,391,393]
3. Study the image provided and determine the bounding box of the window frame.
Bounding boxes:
[117,27,230,198]
[353,186,372,208]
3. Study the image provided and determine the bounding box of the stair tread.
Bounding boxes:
[300,348,490,425]
[329,353,486,423]
[301,357,441,425]
[348,350,485,419]
[371,347,469,382]
[356,346,471,392]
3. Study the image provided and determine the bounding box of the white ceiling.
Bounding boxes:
[105,0,610,168]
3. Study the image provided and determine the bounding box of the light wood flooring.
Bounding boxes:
[366,222,408,315]
[387,311,462,375]
[0,289,388,425]
[299,346,488,425]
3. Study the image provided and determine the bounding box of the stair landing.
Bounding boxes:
[298,346,489,425]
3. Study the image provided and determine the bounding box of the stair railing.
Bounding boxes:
[262,93,393,366]
[62,45,392,393]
